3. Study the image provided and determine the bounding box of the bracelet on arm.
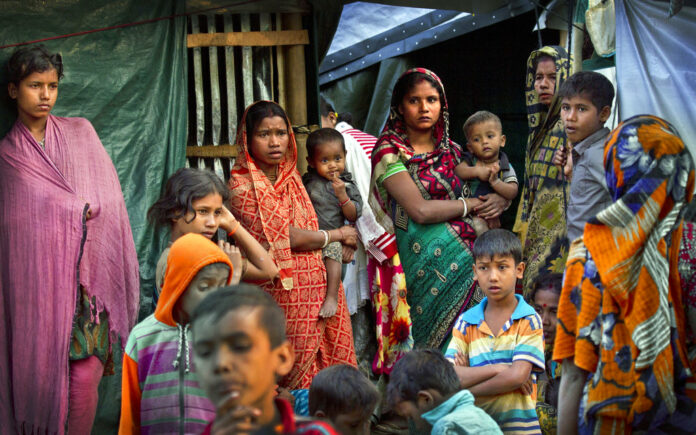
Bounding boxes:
[339,197,351,207]
[320,230,329,248]
[458,197,468,218]
[227,221,241,237]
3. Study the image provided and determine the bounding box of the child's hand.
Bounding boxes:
[518,376,534,396]
[212,392,262,435]
[331,173,348,200]
[552,146,573,178]
[342,245,355,264]
[218,240,243,283]
[454,351,469,367]
[475,165,490,182]
[219,205,238,234]
[488,162,500,184]
[319,293,338,318]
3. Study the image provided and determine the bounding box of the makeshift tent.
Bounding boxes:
[318,1,563,229]
[616,0,696,158]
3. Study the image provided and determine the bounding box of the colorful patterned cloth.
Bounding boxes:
[369,254,411,374]
[513,46,573,296]
[553,115,696,432]
[679,221,696,346]
[228,101,356,389]
[69,286,114,375]
[536,350,561,435]
[445,295,545,434]
[368,68,479,370]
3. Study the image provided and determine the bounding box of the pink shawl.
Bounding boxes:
[0,115,139,433]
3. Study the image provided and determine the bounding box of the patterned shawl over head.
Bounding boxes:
[228,101,314,290]
[514,46,573,294]
[554,115,696,430]
[228,102,357,388]
[369,67,473,241]
[524,45,572,156]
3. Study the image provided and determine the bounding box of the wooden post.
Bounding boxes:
[276,13,287,111]
[282,13,308,175]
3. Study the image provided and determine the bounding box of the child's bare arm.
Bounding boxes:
[332,174,358,222]
[221,206,280,282]
[467,360,533,397]
[455,161,488,181]
[453,364,507,389]
[340,201,358,222]
[490,179,518,200]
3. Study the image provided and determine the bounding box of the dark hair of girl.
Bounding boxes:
[147,168,230,228]
[391,71,443,109]
[320,97,335,117]
[530,273,563,301]
[7,45,64,85]
[243,101,289,138]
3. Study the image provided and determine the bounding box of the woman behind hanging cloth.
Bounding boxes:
[553,115,696,432]
[513,46,573,296]
[0,46,139,433]
[369,68,507,361]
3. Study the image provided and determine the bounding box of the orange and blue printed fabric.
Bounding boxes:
[553,115,696,432]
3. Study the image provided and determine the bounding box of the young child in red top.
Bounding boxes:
[192,285,340,435]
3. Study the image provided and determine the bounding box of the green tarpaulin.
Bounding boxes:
[0,1,188,431]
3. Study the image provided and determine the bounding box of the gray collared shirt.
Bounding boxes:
[567,127,612,242]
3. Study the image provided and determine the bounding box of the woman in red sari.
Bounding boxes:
[228,101,357,389]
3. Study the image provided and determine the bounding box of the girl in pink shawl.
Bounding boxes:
[0,46,139,433]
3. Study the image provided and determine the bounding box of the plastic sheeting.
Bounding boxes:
[616,0,696,159]
[319,1,534,85]
[322,57,413,136]
[0,1,187,431]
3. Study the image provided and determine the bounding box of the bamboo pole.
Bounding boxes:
[281,13,308,175]
[276,13,287,110]
[191,15,206,170]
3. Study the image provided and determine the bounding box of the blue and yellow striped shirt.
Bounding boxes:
[445,295,545,434]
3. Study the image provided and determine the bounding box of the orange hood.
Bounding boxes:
[154,233,233,326]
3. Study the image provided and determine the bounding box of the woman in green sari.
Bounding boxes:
[369,68,507,350]
[513,46,573,295]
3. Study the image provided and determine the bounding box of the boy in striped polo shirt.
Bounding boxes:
[445,229,544,434]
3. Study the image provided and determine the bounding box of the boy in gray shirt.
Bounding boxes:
[552,71,615,243]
